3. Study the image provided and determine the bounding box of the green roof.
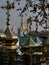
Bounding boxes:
[19,36,43,46]
[19,36,27,46]
[29,37,42,46]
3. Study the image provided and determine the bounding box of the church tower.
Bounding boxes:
[0,0,19,50]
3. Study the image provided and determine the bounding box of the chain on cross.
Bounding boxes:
[0,0,15,26]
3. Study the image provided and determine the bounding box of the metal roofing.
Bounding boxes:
[19,35,43,46]
[4,26,18,39]
[0,31,6,38]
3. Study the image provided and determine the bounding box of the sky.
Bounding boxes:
[0,0,26,32]
[0,0,49,33]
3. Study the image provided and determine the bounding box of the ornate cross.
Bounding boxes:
[0,0,15,26]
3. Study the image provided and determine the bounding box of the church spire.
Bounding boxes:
[0,0,15,26]
[0,0,19,50]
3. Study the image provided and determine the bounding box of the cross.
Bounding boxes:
[0,0,15,26]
